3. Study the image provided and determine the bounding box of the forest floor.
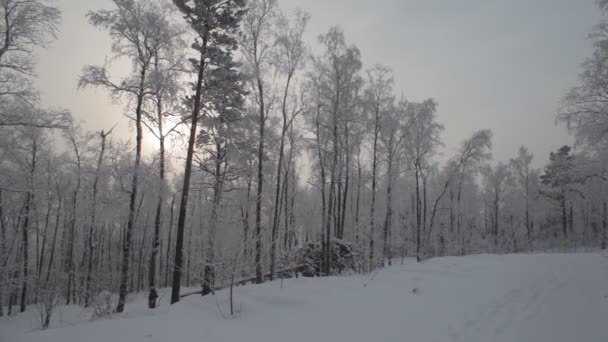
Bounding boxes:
[2,252,608,342]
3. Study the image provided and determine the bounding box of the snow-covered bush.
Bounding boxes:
[90,291,114,320]
[35,283,61,330]
[280,238,363,277]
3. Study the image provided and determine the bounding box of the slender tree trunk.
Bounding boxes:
[339,119,350,241]
[21,141,37,312]
[116,60,148,313]
[254,69,267,284]
[601,200,607,250]
[270,75,293,280]
[85,130,109,307]
[525,176,531,250]
[569,203,574,234]
[383,150,393,266]
[164,194,175,288]
[45,196,61,286]
[369,105,380,270]
[241,171,252,263]
[202,145,223,296]
[148,80,166,308]
[314,104,327,275]
[415,161,421,262]
[171,40,207,304]
[354,150,361,244]
[494,194,499,252]
[0,189,5,317]
[561,190,567,239]
[38,166,53,282]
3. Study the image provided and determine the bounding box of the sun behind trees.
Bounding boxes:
[1,0,608,325]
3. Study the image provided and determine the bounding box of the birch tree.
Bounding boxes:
[240,0,277,284]
[268,8,309,280]
[79,0,176,312]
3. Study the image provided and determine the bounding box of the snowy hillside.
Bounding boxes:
[2,252,608,342]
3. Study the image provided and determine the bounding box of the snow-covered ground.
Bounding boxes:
[2,253,608,342]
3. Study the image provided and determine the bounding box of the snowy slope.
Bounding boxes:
[2,253,608,342]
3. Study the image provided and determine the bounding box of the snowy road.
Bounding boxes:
[3,253,608,342]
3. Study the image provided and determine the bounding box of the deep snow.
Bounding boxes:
[2,253,608,342]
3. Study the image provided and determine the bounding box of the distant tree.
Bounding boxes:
[540,146,582,238]
[482,163,513,251]
[509,147,535,249]
[427,130,492,254]
[364,64,392,269]
[84,127,114,308]
[377,100,405,265]
[402,99,443,261]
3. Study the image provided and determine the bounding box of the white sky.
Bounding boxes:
[35,0,601,168]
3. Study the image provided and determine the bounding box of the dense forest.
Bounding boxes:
[1,0,607,325]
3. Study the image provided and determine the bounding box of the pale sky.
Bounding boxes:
[36,0,601,168]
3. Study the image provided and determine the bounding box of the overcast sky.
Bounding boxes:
[36,0,601,168]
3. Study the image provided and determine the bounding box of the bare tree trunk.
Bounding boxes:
[383,150,393,266]
[270,76,293,281]
[254,72,266,284]
[314,105,328,275]
[171,42,207,304]
[164,194,175,288]
[21,141,37,312]
[568,203,574,234]
[369,105,380,270]
[494,193,499,252]
[241,171,252,263]
[202,144,224,296]
[148,78,166,308]
[354,150,361,244]
[602,200,607,250]
[116,60,148,313]
[0,189,5,317]
[85,129,110,307]
[422,172,427,250]
[525,178,531,250]
[561,190,567,239]
[38,164,54,282]
[45,196,61,286]
[415,161,421,262]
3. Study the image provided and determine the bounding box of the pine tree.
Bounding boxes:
[170,0,246,304]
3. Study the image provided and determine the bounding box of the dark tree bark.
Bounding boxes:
[21,140,37,312]
[254,72,266,284]
[45,195,61,286]
[383,148,393,266]
[148,60,167,308]
[171,48,207,304]
[164,194,175,288]
[116,60,149,313]
[0,189,5,316]
[602,200,607,250]
[85,129,111,307]
[270,75,293,280]
[369,103,380,270]
[415,160,422,262]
